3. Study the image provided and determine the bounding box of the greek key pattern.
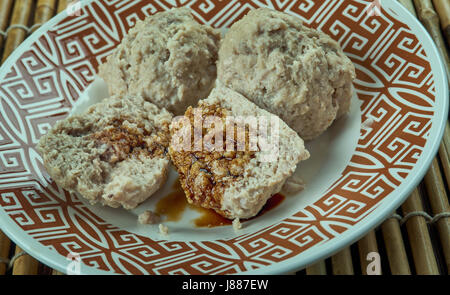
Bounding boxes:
[0,0,436,274]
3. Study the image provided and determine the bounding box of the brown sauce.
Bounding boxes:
[154,190,187,222]
[191,193,285,228]
[191,206,233,228]
[155,179,285,227]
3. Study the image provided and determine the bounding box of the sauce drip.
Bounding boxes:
[191,207,233,228]
[154,190,187,222]
[155,179,285,227]
[191,193,285,227]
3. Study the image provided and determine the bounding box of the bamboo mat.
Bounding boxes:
[0,0,448,276]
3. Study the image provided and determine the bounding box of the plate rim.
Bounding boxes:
[0,0,448,275]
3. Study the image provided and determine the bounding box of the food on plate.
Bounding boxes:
[218,8,356,140]
[37,6,355,231]
[232,218,242,231]
[138,210,161,225]
[37,95,172,210]
[98,7,221,115]
[281,174,305,195]
[159,224,169,236]
[168,83,310,219]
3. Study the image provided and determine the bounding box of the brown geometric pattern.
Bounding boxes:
[0,0,438,274]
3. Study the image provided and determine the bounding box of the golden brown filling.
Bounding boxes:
[169,103,257,217]
[91,119,170,164]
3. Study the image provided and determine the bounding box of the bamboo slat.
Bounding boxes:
[11,247,38,275]
[413,0,450,84]
[0,0,34,64]
[381,218,412,275]
[423,159,450,273]
[57,0,70,14]
[331,247,354,275]
[32,0,57,33]
[401,189,440,274]
[358,231,381,275]
[398,0,417,16]
[439,121,450,186]
[438,132,450,195]
[52,269,64,275]
[305,261,327,275]
[0,0,14,53]
[432,0,450,47]
[0,231,11,275]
